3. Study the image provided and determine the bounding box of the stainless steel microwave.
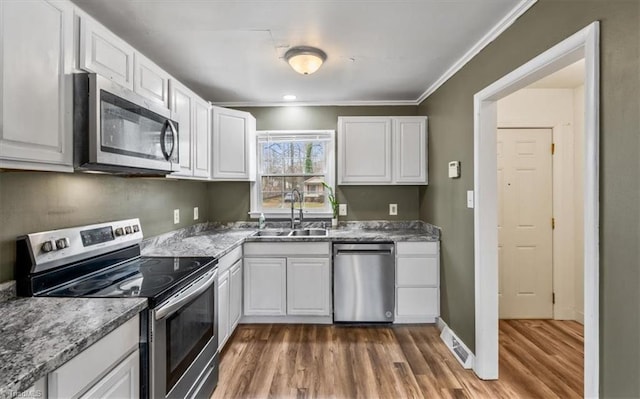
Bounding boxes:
[74,73,179,175]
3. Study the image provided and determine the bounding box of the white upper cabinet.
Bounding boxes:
[79,14,134,90]
[394,117,428,184]
[211,106,256,181]
[169,80,194,177]
[193,97,211,178]
[0,0,74,172]
[133,53,170,107]
[338,117,392,184]
[338,116,428,185]
[168,80,211,180]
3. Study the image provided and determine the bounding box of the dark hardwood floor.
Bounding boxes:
[212,320,583,398]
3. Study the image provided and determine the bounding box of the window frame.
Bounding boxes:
[249,129,336,219]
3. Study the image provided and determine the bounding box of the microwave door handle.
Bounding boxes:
[160,120,177,161]
[155,269,217,321]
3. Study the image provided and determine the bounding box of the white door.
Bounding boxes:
[338,117,392,184]
[211,106,250,179]
[169,81,193,176]
[193,97,211,178]
[229,260,243,331]
[393,117,428,184]
[498,128,553,319]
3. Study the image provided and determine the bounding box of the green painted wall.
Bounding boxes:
[0,172,210,282]
[417,1,639,397]
[208,105,422,222]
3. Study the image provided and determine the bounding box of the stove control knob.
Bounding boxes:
[115,227,125,236]
[124,226,132,235]
[132,225,140,233]
[56,238,69,250]
[41,240,55,253]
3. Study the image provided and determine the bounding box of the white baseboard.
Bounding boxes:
[438,317,475,369]
[575,310,585,325]
[394,315,437,324]
[240,315,333,324]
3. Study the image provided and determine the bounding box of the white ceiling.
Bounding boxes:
[70,0,530,106]
[527,59,585,89]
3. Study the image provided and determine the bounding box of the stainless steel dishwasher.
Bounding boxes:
[333,243,395,322]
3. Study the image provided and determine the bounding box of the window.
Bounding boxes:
[250,130,335,218]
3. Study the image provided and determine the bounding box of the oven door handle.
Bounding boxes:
[155,268,217,321]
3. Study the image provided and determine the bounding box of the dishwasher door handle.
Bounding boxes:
[335,249,394,256]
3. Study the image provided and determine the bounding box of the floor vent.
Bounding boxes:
[440,324,474,369]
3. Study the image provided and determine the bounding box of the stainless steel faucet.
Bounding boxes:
[290,189,303,229]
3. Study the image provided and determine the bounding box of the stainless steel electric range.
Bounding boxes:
[15,219,219,399]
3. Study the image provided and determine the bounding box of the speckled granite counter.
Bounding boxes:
[141,220,440,257]
[0,296,147,398]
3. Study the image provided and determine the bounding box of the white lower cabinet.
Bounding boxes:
[395,242,440,323]
[229,260,243,330]
[217,247,243,350]
[243,257,287,316]
[46,314,140,399]
[218,269,230,347]
[243,242,331,321]
[287,258,331,316]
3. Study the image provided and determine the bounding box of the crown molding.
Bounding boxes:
[415,0,537,104]
[212,99,420,108]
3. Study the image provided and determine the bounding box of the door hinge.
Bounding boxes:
[552,218,555,229]
[552,292,556,304]
[551,143,555,154]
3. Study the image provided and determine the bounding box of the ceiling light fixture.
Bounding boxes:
[284,46,327,75]
[283,94,297,101]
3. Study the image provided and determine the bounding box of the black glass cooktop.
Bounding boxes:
[43,256,216,307]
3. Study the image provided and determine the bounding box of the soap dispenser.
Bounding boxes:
[259,213,266,229]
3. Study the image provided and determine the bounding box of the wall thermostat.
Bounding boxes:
[448,161,461,178]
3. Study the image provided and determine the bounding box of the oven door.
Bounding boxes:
[151,268,219,399]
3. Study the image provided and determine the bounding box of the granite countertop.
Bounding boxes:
[0,290,147,398]
[141,220,440,257]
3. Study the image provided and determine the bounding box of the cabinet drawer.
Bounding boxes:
[244,242,330,257]
[48,314,139,398]
[396,241,438,256]
[396,287,438,317]
[397,257,438,286]
[218,245,243,273]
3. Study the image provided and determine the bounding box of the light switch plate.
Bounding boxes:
[193,207,199,220]
[389,204,398,215]
[466,191,474,208]
[174,209,180,224]
[339,204,347,216]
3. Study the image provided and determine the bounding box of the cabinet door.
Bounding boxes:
[396,287,439,318]
[396,257,439,287]
[218,270,230,349]
[244,258,286,316]
[338,117,392,184]
[79,350,139,399]
[393,117,428,184]
[169,80,194,176]
[79,16,134,90]
[212,107,255,180]
[229,260,243,331]
[193,97,211,178]
[0,0,73,170]
[133,53,170,107]
[287,258,330,316]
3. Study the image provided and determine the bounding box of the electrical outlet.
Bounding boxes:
[173,209,180,224]
[339,203,347,216]
[389,203,398,216]
[193,207,199,220]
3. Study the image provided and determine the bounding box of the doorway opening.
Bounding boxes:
[473,22,599,398]
[496,59,586,396]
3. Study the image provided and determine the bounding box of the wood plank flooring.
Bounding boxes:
[211,320,583,399]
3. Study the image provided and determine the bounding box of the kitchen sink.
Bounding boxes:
[251,228,328,238]
[289,228,328,237]
[253,229,291,237]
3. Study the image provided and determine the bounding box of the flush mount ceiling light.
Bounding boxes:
[284,46,327,75]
